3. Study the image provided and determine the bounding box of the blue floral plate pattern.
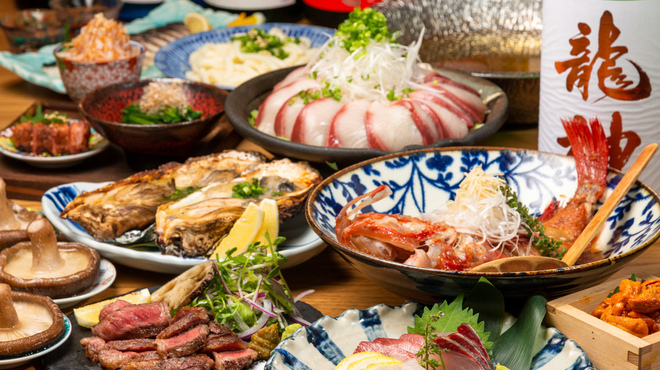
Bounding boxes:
[154,23,335,90]
[266,302,595,370]
[305,147,660,302]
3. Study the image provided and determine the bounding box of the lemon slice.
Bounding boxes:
[211,202,264,259]
[184,12,211,33]
[73,288,151,328]
[228,12,266,26]
[334,352,400,370]
[253,198,279,246]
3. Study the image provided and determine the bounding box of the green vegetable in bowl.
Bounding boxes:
[121,103,203,125]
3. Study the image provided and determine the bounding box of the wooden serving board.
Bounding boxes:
[0,101,243,201]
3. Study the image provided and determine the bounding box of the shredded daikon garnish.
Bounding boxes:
[306,9,427,101]
[422,166,533,254]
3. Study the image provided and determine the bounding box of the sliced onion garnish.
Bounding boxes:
[294,289,315,302]
[236,300,273,339]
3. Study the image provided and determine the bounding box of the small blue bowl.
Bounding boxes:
[154,23,335,90]
[305,147,660,305]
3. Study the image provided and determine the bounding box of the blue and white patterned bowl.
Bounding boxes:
[266,302,594,369]
[154,23,335,90]
[305,147,660,304]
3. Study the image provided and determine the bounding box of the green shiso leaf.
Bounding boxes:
[408,294,491,351]
[465,277,505,345]
[491,295,547,370]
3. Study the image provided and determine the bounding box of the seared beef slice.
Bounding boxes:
[157,307,210,339]
[212,348,258,370]
[156,324,209,358]
[92,302,171,341]
[120,354,214,370]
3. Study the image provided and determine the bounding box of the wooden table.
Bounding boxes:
[1,3,659,369]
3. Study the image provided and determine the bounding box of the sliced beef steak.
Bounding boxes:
[92,302,171,341]
[119,353,214,370]
[212,348,259,370]
[156,324,209,358]
[158,307,210,339]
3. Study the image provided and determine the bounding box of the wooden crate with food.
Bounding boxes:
[546,272,660,370]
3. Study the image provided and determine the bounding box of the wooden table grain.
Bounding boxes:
[1,3,659,369]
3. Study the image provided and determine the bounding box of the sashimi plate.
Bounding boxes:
[266,302,595,370]
[42,182,326,274]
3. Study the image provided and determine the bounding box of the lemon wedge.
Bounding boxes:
[73,288,151,328]
[335,352,401,370]
[184,12,211,33]
[211,202,264,259]
[228,12,266,27]
[253,198,279,246]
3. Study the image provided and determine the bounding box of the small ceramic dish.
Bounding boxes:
[0,315,71,370]
[52,259,116,309]
[0,120,109,169]
[266,302,595,369]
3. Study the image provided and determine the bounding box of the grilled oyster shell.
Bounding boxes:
[155,158,322,257]
[59,151,267,241]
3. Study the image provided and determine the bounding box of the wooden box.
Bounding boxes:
[546,273,660,370]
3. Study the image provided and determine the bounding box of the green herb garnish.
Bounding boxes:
[297,82,343,104]
[501,184,565,258]
[188,235,296,334]
[232,178,265,199]
[335,8,398,54]
[20,105,67,124]
[121,103,203,125]
[416,313,447,370]
[166,186,200,201]
[248,109,259,126]
[231,28,297,60]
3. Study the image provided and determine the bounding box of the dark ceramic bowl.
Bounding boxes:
[0,9,69,53]
[373,0,541,125]
[305,147,660,307]
[225,66,507,167]
[78,78,228,157]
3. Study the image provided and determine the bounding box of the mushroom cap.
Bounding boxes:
[0,242,101,298]
[0,291,64,357]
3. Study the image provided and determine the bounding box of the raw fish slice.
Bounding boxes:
[273,66,312,91]
[327,99,370,148]
[424,82,486,122]
[409,93,469,139]
[372,337,423,354]
[434,335,490,370]
[291,98,346,146]
[365,100,425,151]
[274,95,310,139]
[421,70,482,96]
[354,341,416,362]
[442,332,492,369]
[254,78,321,136]
[395,100,440,143]
[456,323,491,366]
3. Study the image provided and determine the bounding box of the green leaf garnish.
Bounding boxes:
[491,295,547,370]
[465,277,505,344]
[501,184,565,258]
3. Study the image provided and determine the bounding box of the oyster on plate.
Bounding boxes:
[59,151,268,240]
[156,158,323,257]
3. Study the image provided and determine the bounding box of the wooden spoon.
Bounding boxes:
[469,143,658,273]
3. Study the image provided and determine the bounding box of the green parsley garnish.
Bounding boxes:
[500,184,565,258]
[232,178,265,199]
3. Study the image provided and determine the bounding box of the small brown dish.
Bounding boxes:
[78,78,228,157]
[0,219,100,299]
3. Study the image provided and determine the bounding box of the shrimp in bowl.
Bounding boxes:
[334,118,610,272]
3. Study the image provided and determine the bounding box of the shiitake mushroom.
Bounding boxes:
[0,218,100,298]
[0,179,43,252]
[0,283,65,357]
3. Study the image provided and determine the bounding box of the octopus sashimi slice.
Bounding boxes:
[274,95,310,139]
[291,98,346,146]
[421,70,482,96]
[327,99,370,148]
[365,100,427,151]
[254,78,321,136]
[273,66,311,91]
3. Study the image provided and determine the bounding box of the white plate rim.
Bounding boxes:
[41,182,325,272]
[53,259,116,308]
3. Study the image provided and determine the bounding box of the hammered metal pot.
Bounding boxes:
[374,0,542,125]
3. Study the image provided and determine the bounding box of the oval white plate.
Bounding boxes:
[0,315,72,369]
[0,122,109,169]
[42,182,326,274]
[53,259,116,309]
